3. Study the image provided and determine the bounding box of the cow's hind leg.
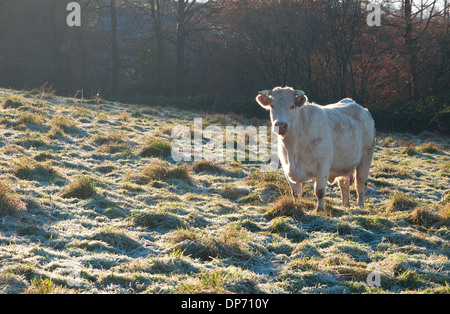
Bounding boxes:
[314,174,328,212]
[355,147,374,208]
[337,176,350,208]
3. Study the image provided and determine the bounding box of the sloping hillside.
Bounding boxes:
[0,88,449,294]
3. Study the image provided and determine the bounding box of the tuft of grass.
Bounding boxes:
[219,185,249,200]
[268,216,307,241]
[15,132,46,149]
[17,112,45,125]
[438,203,450,225]
[174,270,234,294]
[12,157,60,181]
[439,162,450,178]
[407,207,439,227]
[48,115,78,138]
[25,278,58,294]
[246,171,291,198]
[129,210,185,230]
[34,151,55,162]
[2,96,26,109]
[396,270,426,289]
[91,131,130,155]
[265,196,304,221]
[99,142,130,155]
[91,131,125,145]
[171,225,255,261]
[382,136,395,147]
[400,143,417,156]
[59,176,97,199]
[140,138,172,158]
[127,160,191,185]
[192,160,223,174]
[418,142,440,154]
[237,192,262,205]
[91,228,141,251]
[0,180,27,215]
[386,192,417,212]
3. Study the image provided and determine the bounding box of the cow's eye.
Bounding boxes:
[290,105,295,110]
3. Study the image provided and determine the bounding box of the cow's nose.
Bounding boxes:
[275,122,288,135]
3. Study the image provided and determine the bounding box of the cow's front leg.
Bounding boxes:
[314,174,328,212]
[290,181,303,201]
[284,173,302,201]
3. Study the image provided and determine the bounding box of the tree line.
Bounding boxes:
[0,0,448,133]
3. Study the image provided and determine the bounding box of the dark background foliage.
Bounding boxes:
[0,0,448,133]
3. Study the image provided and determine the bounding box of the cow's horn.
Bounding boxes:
[295,90,306,96]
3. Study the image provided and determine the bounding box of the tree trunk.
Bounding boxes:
[176,30,186,97]
[175,0,187,97]
[150,0,165,95]
[405,0,417,100]
[111,0,119,96]
[77,28,88,91]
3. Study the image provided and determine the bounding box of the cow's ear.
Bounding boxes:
[295,94,308,107]
[256,94,272,110]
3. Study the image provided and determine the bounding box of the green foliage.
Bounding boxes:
[371,96,450,135]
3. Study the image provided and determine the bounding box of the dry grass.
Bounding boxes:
[418,142,440,154]
[59,176,97,199]
[0,180,27,215]
[386,192,417,212]
[2,95,26,108]
[48,115,78,138]
[1,89,450,294]
[265,196,305,221]
[139,138,172,158]
[12,157,60,181]
[192,160,223,174]
[170,225,256,262]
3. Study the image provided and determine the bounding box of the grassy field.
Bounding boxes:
[0,88,449,294]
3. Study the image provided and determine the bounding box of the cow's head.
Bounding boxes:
[256,87,308,136]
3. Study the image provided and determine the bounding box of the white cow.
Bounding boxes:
[256,87,375,211]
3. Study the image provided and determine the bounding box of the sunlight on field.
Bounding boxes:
[0,89,449,294]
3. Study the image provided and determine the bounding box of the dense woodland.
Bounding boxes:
[0,0,449,134]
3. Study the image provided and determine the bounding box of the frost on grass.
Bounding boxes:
[0,180,27,215]
[59,176,97,199]
[0,89,449,294]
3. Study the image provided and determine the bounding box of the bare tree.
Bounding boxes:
[148,0,167,95]
[110,0,119,96]
[170,0,224,96]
